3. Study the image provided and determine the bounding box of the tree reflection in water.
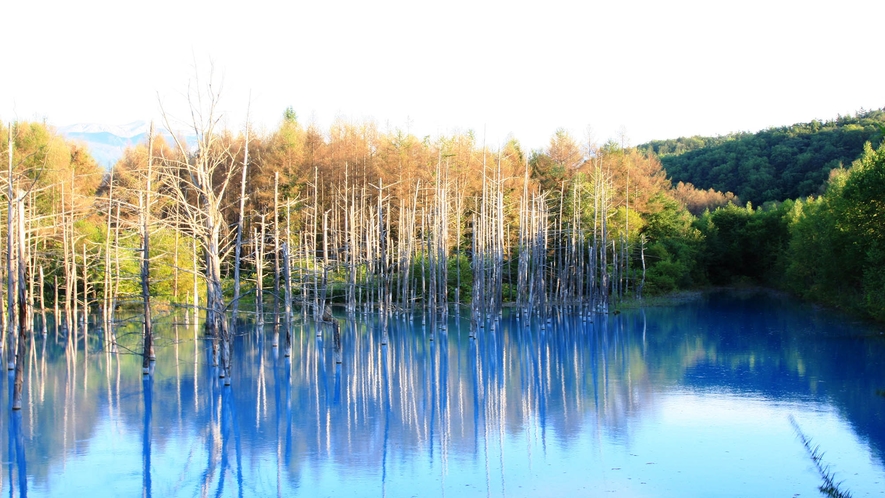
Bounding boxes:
[0,291,883,496]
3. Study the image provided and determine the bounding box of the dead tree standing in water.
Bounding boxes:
[161,72,239,384]
[12,187,30,410]
[231,112,250,324]
[281,241,293,356]
[5,123,16,371]
[141,124,155,375]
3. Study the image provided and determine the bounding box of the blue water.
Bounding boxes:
[2,289,885,497]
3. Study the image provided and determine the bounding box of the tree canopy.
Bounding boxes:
[640,108,885,205]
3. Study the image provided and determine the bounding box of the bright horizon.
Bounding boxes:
[4,0,883,150]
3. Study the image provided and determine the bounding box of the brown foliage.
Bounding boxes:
[671,181,739,215]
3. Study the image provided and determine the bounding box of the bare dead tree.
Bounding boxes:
[231,108,250,323]
[12,186,29,410]
[5,122,16,371]
[102,165,115,336]
[141,124,155,375]
[159,70,241,384]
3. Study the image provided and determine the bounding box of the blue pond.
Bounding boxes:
[2,289,885,497]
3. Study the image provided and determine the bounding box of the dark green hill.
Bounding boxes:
[640,109,885,205]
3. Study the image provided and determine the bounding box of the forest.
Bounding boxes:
[643,108,885,321]
[695,141,885,322]
[1,85,884,407]
[641,108,885,206]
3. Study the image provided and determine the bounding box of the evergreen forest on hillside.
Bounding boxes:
[1,90,884,403]
[641,108,885,206]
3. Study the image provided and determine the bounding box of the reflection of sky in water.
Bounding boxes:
[2,289,885,497]
[17,394,880,497]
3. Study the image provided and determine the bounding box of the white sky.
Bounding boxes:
[3,0,883,150]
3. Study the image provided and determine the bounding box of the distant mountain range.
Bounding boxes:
[59,121,194,167]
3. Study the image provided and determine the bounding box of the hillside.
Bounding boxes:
[640,108,885,205]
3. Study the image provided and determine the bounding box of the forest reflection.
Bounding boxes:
[2,291,884,496]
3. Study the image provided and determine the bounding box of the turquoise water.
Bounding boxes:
[2,290,884,497]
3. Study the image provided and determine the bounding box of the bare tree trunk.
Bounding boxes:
[141,125,155,375]
[103,166,115,335]
[82,244,89,345]
[638,234,646,300]
[256,221,266,329]
[70,170,79,344]
[159,70,239,383]
[173,223,179,303]
[312,167,320,320]
[54,274,59,339]
[494,157,505,318]
[273,172,281,339]
[321,209,329,311]
[625,171,630,298]
[281,242,292,356]
[378,179,390,345]
[26,193,36,339]
[517,165,529,318]
[192,236,199,335]
[347,185,357,316]
[301,229,309,320]
[232,118,249,322]
[39,266,46,335]
[285,199,295,319]
[112,202,121,346]
[6,123,17,370]
[455,180,463,313]
[12,188,30,410]
[205,223,230,382]
[0,126,6,347]
[470,212,479,337]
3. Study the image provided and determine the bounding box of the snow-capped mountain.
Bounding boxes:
[60,121,151,139]
[59,121,151,167]
[59,121,193,168]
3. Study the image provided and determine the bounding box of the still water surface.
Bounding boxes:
[2,290,885,497]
